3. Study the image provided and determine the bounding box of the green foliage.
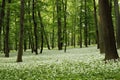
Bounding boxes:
[0,47,120,80]
[0,60,120,80]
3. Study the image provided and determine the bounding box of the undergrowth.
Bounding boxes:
[0,46,120,80]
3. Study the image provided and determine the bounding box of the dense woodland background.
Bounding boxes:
[0,0,120,62]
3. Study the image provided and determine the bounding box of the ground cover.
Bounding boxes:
[0,46,120,80]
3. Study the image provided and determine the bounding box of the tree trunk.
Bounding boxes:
[15,37,18,51]
[38,11,44,53]
[98,16,105,53]
[52,28,55,49]
[32,0,38,55]
[14,15,18,51]
[17,0,24,62]
[88,25,91,45]
[38,10,51,52]
[73,24,76,48]
[84,0,88,47]
[99,0,119,60]
[51,0,55,49]
[28,0,34,53]
[93,0,99,49]
[63,0,67,52]
[79,2,83,48]
[113,0,120,49]
[3,23,5,53]
[44,31,51,50]
[56,0,63,50]
[24,39,27,51]
[0,0,6,51]
[71,30,74,46]
[5,0,11,57]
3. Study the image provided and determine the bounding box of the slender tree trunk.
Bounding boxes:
[38,11,44,53]
[93,0,99,49]
[28,34,31,49]
[88,24,91,45]
[28,0,34,53]
[51,1,55,49]
[27,4,31,50]
[52,28,55,49]
[79,3,83,48]
[32,0,38,55]
[31,35,34,53]
[79,22,82,48]
[38,10,51,52]
[63,0,67,52]
[38,10,51,53]
[5,0,11,57]
[73,24,76,48]
[67,32,70,46]
[17,0,24,62]
[73,0,78,48]
[114,0,120,49]
[3,23,5,53]
[24,39,27,51]
[84,0,88,47]
[56,0,63,50]
[0,0,6,51]
[99,0,119,60]
[15,37,18,51]
[44,31,50,50]
[14,15,18,51]
[71,30,74,46]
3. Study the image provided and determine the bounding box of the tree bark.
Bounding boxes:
[0,0,6,51]
[51,0,55,49]
[56,0,63,50]
[113,0,120,49]
[84,0,88,47]
[93,0,99,49]
[79,2,83,48]
[24,39,27,51]
[17,0,24,62]
[99,0,119,60]
[32,0,38,55]
[44,31,51,50]
[38,11,44,53]
[14,16,18,51]
[5,0,11,57]
[63,0,67,52]
[98,16,105,53]
[27,0,34,53]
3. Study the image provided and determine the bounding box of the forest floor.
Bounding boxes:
[0,46,120,80]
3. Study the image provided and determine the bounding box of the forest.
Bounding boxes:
[0,0,120,79]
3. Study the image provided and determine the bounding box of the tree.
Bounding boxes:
[84,0,88,47]
[98,15,105,53]
[38,10,44,53]
[32,0,38,55]
[17,0,25,62]
[4,0,11,57]
[71,0,77,48]
[79,1,83,48]
[93,0,99,49]
[63,0,67,52]
[99,0,119,60]
[0,0,6,51]
[113,0,120,49]
[56,0,63,50]
[51,0,55,49]
[27,0,34,53]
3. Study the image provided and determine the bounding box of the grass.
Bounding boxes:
[0,46,120,80]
